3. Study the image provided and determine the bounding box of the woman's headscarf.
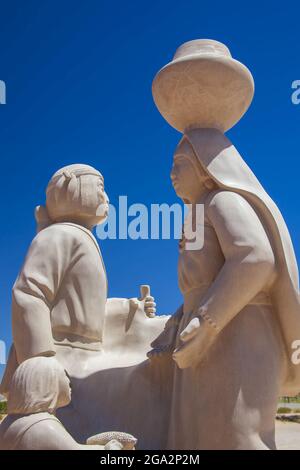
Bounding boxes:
[184,128,300,395]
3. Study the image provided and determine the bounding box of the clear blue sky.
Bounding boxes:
[0,0,300,378]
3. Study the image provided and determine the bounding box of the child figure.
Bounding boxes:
[0,357,127,450]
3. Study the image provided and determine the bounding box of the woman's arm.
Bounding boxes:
[173,190,276,368]
[198,190,276,330]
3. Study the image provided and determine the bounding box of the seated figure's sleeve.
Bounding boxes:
[200,190,276,331]
[12,225,74,363]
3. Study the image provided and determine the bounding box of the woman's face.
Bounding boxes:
[171,139,211,203]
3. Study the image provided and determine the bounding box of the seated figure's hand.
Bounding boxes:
[141,295,156,318]
[139,284,156,317]
[130,285,156,318]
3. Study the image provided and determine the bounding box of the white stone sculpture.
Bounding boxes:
[149,39,300,449]
[0,357,131,450]
[1,39,300,451]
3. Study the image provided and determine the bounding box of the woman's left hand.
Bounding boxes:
[173,316,218,369]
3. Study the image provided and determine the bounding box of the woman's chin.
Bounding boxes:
[175,189,187,201]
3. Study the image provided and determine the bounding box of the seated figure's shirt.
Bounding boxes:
[12,223,107,363]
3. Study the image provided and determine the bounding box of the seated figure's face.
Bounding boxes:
[46,167,110,228]
[67,174,110,227]
[94,175,109,223]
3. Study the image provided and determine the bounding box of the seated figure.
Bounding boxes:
[0,163,168,449]
[0,357,127,450]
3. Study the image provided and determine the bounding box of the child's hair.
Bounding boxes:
[35,164,103,232]
[7,356,70,415]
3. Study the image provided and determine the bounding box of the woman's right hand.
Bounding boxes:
[147,305,183,360]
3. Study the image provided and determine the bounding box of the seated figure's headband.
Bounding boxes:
[47,164,103,189]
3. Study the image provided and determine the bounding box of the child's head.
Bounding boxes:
[7,356,71,415]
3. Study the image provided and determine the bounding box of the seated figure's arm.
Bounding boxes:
[106,287,156,318]
[106,298,131,316]
[12,226,73,363]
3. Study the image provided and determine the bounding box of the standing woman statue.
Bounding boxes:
[150,40,300,449]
